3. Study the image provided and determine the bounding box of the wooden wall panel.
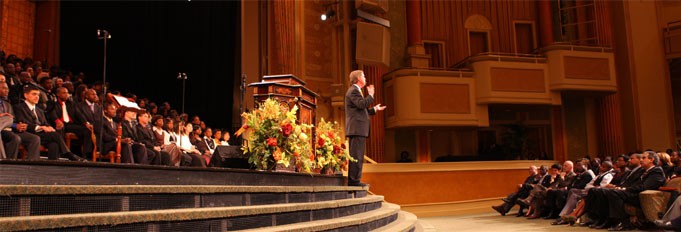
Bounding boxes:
[363,65,386,163]
[490,68,545,92]
[0,0,35,59]
[420,0,537,67]
[303,2,334,80]
[419,83,470,113]
[564,56,611,80]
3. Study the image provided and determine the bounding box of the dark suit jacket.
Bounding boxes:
[620,166,645,188]
[48,100,84,127]
[122,120,140,141]
[100,117,118,144]
[626,166,665,194]
[570,171,594,190]
[13,101,49,133]
[75,101,102,128]
[344,85,375,137]
[136,123,156,149]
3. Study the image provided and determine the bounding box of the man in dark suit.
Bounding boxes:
[0,81,40,160]
[99,103,134,163]
[75,89,101,132]
[13,85,84,161]
[121,110,151,164]
[135,111,171,166]
[601,151,665,231]
[344,70,386,186]
[49,87,93,158]
[586,153,645,229]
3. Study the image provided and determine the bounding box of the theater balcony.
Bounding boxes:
[464,53,562,105]
[382,69,489,128]
[542,44,617,92]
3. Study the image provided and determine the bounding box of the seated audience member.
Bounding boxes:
[0,81,40,160]
[492,165,542,216]
[154,117,182,166]
[546,161,593,223]
[121,110,150,164]
[98,103,134,163]
[220,130,230,146]
[396,151,413,163]
[585,152,658,230]
[37,76,56,113]
[212,129,222,146]
[518,163,566,219]
[75,89,101,133]
[659,152,675,179]
[14,85,85,161]
[49,87,93,158]
[610,154,632,186]
[202,127,216,164]
[176,121,205,167]
[135,112,171,166]
[559,160,613,225]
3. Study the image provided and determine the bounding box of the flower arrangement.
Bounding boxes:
[235,98,315,173]
[315,118,356,174]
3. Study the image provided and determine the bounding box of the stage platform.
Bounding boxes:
[0,160,417,231]
[0,160,344,186]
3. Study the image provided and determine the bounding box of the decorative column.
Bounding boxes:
[537,0,554,46]
[34,0,60,67]
[270,0,297,75]
[594,1,624,156]
[406,0,429,68]
[552,106,567,161]
[362,65,386,162]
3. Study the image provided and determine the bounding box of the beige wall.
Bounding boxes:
[615,1,675,151]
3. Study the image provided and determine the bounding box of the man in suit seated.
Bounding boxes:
[48,87,93,158]
[0,80,40,160]
[492,165,542,216]
[97,103,134,163]
[135,111,170,166]
[14,85,85,161]
[121,110,150,164]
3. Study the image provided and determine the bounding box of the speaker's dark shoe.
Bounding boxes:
[590,220,605,229]
[594,221,613,230]
[492,205,506,216]
[502,198,512,204]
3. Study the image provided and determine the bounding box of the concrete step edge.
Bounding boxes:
[0,185,367,195]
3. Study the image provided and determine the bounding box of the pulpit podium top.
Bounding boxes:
[261,74,306,86]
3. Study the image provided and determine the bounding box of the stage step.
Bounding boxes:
[0,195,385,231]
[372,210,418,232]
[0,185,367,218]
[236,202,402,232]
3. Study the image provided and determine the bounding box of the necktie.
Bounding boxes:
[31,108,39,124]
[90,103,95,113]
[62,102,70,123]
[0,100,5,114]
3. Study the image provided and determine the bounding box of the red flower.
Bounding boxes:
[341,143,346,149]
[293,152,300,158]
[310,154,315,161]
[317,138,325,147]
[333,145,341,154]
[328,132,335,139]
[266,137,278,147]
[281,123,293,137]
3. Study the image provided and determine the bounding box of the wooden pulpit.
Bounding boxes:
[248,74,318,125]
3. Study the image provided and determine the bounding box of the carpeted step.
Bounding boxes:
[235,202,402,232]
[0,195,384,231]
[0,185,368,217]
[371,209,417,232]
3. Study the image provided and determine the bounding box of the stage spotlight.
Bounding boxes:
[321,9,335,21]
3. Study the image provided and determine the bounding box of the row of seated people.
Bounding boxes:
[0,71,230,166]
[492,151,672,231]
